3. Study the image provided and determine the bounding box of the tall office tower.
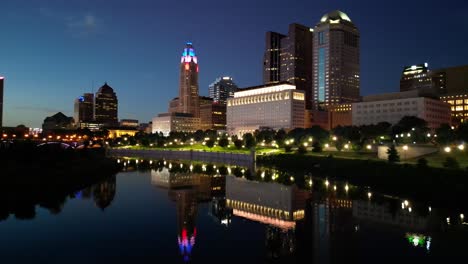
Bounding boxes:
[400,63,433,93]
[95,82,118,126]
[263,24,313,109]
[313,10,360,109]
[177,42,200,117]
[208,77,238,104]
[263,32,285,84]
[74,93,94,124]
[0,77,3,128]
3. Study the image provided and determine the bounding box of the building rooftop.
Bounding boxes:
[97,82,114,94]
[320,10,352,23]
[234,83,296,98]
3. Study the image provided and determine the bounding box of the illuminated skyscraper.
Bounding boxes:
[176,42,200,118]
[74,93,94,124]
[95,82,118,126]
[209,77,238,104]
[0,77,3,128]
[313,10,360,109]
[263,24,313,109]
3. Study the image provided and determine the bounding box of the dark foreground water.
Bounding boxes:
[0,159,467,263]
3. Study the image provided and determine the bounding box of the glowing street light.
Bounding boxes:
[367,192,372,199]
[344,144,349,149]
[345,184,349,192]
[458,144,465,151]
[444,147,451,153]
[332,136,337,141]
[366,145,372,150]
[403,145,408,151]
[324,143,329,148]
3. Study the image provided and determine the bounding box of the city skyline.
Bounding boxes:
[1,0,468,127]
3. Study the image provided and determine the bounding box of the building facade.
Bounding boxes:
[441,94,468,124]
[74,93,94,125]
[152,112,200,136]
[434,65,468,124]
[200,98,227,131]
[208,77,238,104]
[352,91,450,129]
[263,24,313,109]
[95,82,118,126]
[42,112,75,132]
[0,77,3,128]
[313,10,360,109]
[226,83,305,135]
[327,103,352,129]
[400,63,433,93]
[120,119,139,128]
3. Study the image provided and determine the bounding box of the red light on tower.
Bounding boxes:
[196,66,199,72]
[185,63,189,71]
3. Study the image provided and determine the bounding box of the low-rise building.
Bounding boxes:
[42,112,75,132]
[352,90,450,129]
[152,112,200,136]
[226,83,305,135]
[120,119,139,128]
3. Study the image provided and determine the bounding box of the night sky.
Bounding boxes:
[1,0,467,128]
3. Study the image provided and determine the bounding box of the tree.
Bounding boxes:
[243,133,256,148]
[456,122,468,142]
[443,157,460,169]
[335,138,344,151]
[387,145,400,163]
[435,124,455,144]
[297,145,307,154]
[234,139,243,149]
[206,139,215,148]
[312,141,322,153]
[284,145,292,152]
[218,137,229,148]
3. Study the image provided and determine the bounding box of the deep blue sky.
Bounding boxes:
[1,0,468,128]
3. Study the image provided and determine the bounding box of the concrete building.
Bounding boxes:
[152,112,200,136]
[107,127,138,139]
[263,24,313,109]
[313,10,360,109]
[209,77,238,104]
[74,93,94,126]
[352,90,450,129]
[0,77,3,128]
[226,83,305,135]
[95,82,118,126]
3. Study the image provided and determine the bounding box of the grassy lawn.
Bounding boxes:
[114,144,252,154]
[406,151,468,169]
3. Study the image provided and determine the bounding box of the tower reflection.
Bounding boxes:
[151,166,225,262]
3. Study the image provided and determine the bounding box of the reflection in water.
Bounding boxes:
[0,175,117,222]
[78,175,117,210]
[225,175,310,260]
[151,167,225,262]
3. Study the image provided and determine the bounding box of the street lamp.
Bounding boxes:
[444,147,451,153]
[403,145,408,160]
[458,144,465,151]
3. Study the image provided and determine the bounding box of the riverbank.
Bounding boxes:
[257,153,468,210]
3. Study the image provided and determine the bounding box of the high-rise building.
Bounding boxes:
[95,82,118,126]
[74,93,94,125]
[173,42,200,118]
[208,77,238,104]
[263,24,313,109]
[263,32,285,84]
[400,63,434,94]
[313,10,360,109]
[0,76,3,128]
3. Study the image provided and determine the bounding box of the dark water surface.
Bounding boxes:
[0,159,467,263]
